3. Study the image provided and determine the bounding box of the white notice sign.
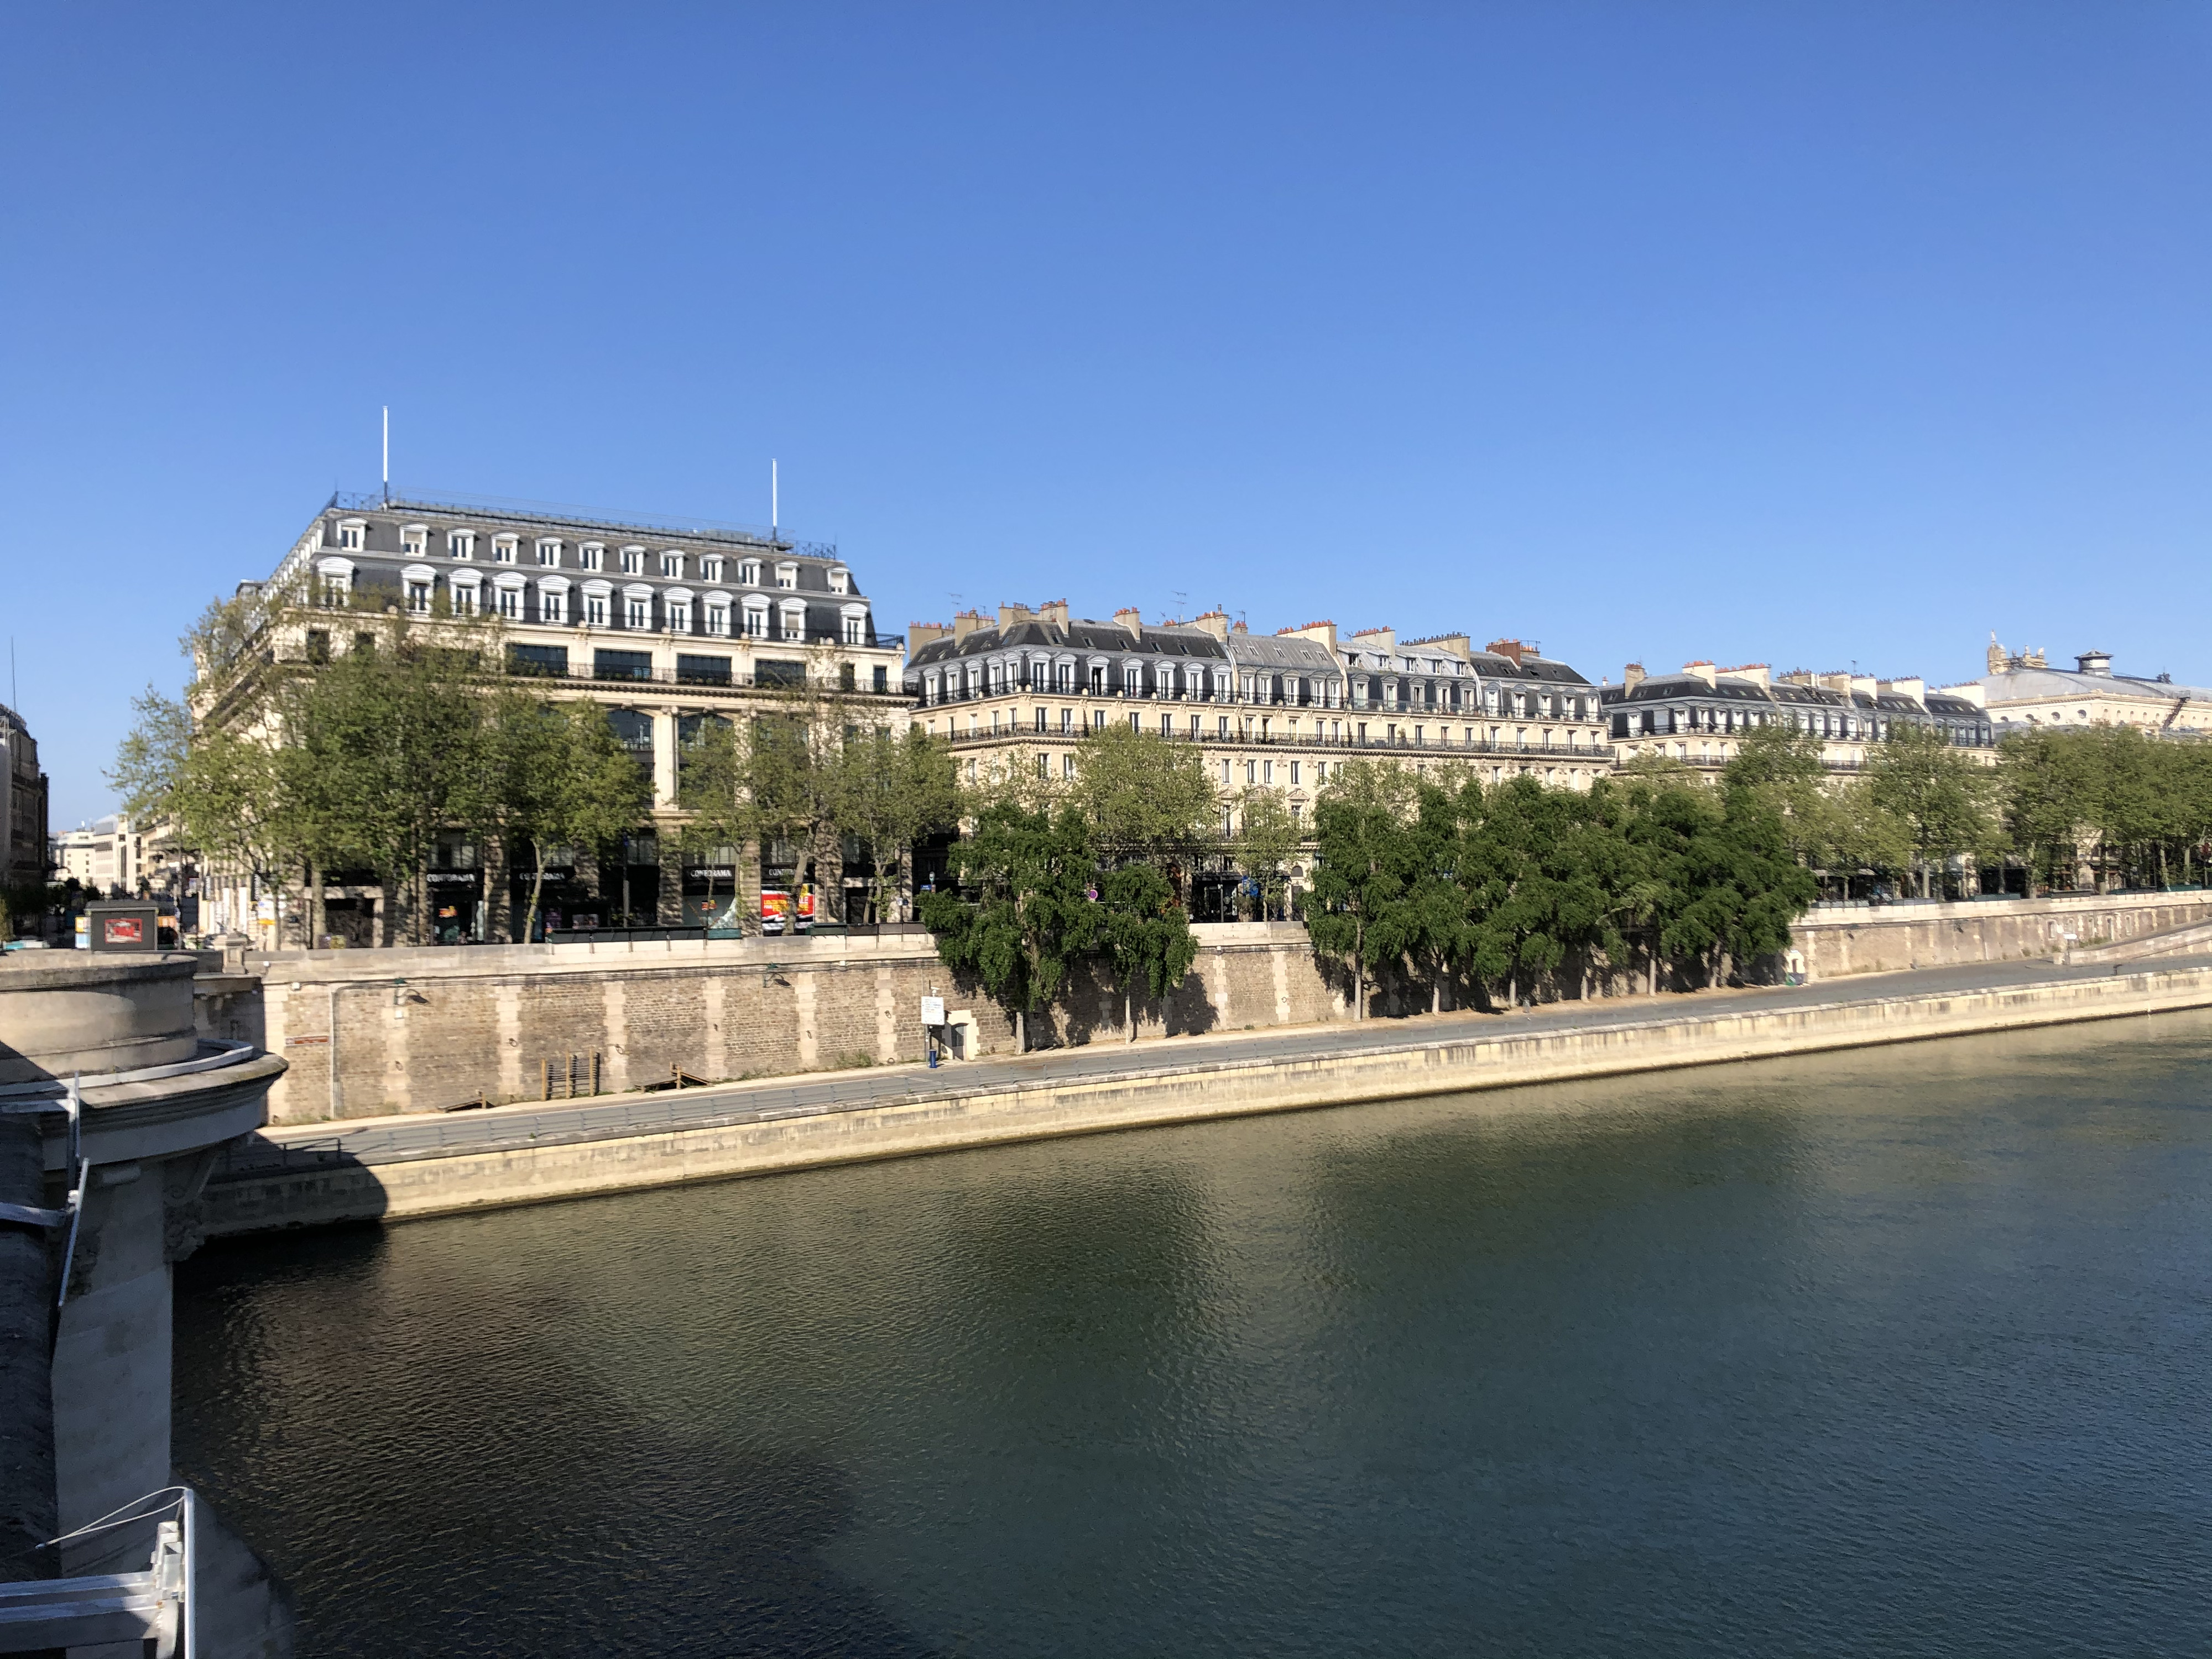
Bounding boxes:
[920,996,945,1026]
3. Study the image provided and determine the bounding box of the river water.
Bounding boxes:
[174,1014,2212,1657]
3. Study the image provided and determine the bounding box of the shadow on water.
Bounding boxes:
[175,1225,943,1659]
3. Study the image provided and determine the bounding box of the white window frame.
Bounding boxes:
[492,534,517,564]
[450,573,482,615]
[337,518,366,551]
[581,579,613,628]
[536,575,570,625]
[447,529,476,560]
[660,550,685,578]
[401,562,437,614]
[742,597,770,638]
[775,561,799,590]
[663,586,693,634]
[828,566,851,594]
[619,545,645,575]
[701,555,724,582]
[400,523,428,556]
[314,555,354,608]
[536,539,563,568]
[493,573,526,619]
[579,542,604,572]
[778,598,807,640]
[739,559,761,586]
[622,583,654,630]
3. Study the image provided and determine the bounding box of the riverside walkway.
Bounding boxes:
[217,950,2212,1184]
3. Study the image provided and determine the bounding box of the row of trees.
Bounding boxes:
[111,591,961,945]
[1731,720,2212,898]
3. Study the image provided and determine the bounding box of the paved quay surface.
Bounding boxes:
[218,950,2212,1178]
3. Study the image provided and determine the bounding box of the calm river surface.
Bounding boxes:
[175,1014,2212,1657]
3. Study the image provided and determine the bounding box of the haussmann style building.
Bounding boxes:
[1600,660,1995,772]
[205,491,909,946]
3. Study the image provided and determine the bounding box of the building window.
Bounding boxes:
[1129,713,1140,731]
[492,535,517,564]
[775,561,798,589]
[839,662,857,692]
[536,540,561,567]
[448,529,474,559]
[1060,708,1073,733]
[705,602,730,637]
[620,547,644,575]
[338,519,365,550]
[1289,761,1300,785]
[625,596,650,629]
[743,601,769,638]
[701,556,724,582]
[586,593,608,627]
[660,551,684,577]
[578,544,603,572]
[739,559,761,586]
[873,666,888,693]
[497,586,521,619]
[540,585,567,624]
[843,614,865,645]
[405,579,432,613]
[1161,713,1173,735]
[780,602,807,640]
[1221,760,1232,786]
[830,567,851,594]
[1062,755,1076,779]
[666,597,692,633]
[452,583,478,616]
[401,525,427,556]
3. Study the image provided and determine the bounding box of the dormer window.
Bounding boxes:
[620,546,644,576]
[660,550,685,578]
[775,561,798,590]
[402,564,437,614]
[492,535,517,564]
[401,524,427,556]
[778,597,806,639]
[448,529,476,560]
[337,519,366,551]
[828,566,851,595]
[742,596,770,638]
[701,556,724,582]
[739,559,761,587]
[536,539,562,567]
[579,544,604,572]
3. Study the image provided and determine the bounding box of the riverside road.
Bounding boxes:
[217,951,2212,1180]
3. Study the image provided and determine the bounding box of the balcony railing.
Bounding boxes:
[940,725,1611,758]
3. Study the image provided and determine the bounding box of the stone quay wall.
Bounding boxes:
[202,962,2212,1235]
[202,892,2212,1125]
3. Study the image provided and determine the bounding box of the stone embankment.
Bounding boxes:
[200,955,2212,1238]
[196,890,2212,1126]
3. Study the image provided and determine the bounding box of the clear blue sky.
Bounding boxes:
[6,5,2207,827]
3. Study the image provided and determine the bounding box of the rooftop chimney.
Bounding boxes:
[1623,662,1645,692]
[908,621,952,649]
[997,602,1034,630]
[1719,662,1770,690]
[2075,649,2112,677]
[951,608,988,644]
[1942,681,1986,709]
[1682,660,1718,688]
[1114,606,1144,641]
[1487,638,1527,667]
[1192,609,1232,643]
[1039,598,1070,628]
[1879,676,1926,705]
[1280,620,1339,654]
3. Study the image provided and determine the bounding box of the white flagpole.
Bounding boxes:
[771,458,778,538]
[382,407,389,503]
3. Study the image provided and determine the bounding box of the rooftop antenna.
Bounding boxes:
[382,406,389,504]
[771,459,778,540]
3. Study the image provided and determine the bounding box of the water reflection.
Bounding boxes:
[178,1013,2212,1656]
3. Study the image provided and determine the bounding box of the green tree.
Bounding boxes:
[919,802,1101,1052]
[1073,724,1219,863]
[1305,759,1417,1018]
[1096,862,1200,1041]
[1864,722,1998,897]
[834,725,961,924]
[1232,786,1298,920]
[506,703,654,943]
[675,715,749,928]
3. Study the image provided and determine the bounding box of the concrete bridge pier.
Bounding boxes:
[1,952,289,1656]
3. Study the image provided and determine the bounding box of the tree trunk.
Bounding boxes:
[1015,1010,1026,1054]
[483,838,508,943]
[524,862,548,946]
[1126,988,1135,1043]
[308,855,326,951]
[414,865,431,946]
[1648,943,1658,997]
[1431,978,1440,1016]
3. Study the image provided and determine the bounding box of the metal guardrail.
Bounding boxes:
[0,1487,198,1655]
